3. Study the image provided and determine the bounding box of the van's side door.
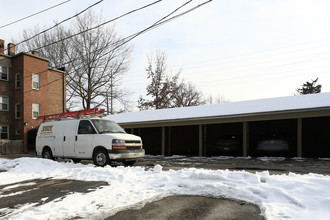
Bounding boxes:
[62,120,78,157]
[53,123,64,157]
[75,120,95,158]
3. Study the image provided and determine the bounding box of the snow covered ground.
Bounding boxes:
[1,157,330,220]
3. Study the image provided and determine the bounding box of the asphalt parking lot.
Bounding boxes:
[2,153,330,175]
[1,153,329,219]
[108,195,264,220]
[0,178,108,218]
[135,155,330,175]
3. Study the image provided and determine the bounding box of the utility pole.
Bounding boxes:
[106,92,109,115]
[110,75,113,114]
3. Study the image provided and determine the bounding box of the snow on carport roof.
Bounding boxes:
[106,93,330,124]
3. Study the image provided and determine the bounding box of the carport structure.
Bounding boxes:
[107,93,330,158]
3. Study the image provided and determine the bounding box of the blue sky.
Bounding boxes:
[2,0,330,105]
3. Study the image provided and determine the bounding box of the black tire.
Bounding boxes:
[93,149,109,167]
[122,160,136,166]
[42,148,54,160]
[72,159,81,163]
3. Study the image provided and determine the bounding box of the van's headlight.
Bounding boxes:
[112,139,126,150]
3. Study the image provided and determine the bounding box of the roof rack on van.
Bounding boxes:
[38,108,105,122]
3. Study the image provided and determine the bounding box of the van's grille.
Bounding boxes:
[127,146,142,150]
[125,140,142,150]
[125,140,141,144]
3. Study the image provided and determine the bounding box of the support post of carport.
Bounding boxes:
[162,126,165,156]
[199,125,203,156]
[243,122,248,157]
[297,118,302,157]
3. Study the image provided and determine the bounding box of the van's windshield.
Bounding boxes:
[91,119,126,134]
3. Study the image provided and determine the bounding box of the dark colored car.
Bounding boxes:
[213,135,241,156]
[257,134,289,153]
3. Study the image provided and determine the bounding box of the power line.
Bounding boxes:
[77,0,213,70]
[23,0,214,95]
[96,0,196,60]
[107,35,330,80]
[0,0,72,29]
[19,0,166,84]
[21,0,171,93]
[6,0,103,52]
[26,0,164,54]
[56,0,197,95]
[30,0,201,70]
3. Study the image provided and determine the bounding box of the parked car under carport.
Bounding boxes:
[213,135,241,156]
[257,134,289,156]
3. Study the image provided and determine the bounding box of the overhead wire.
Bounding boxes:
[59,0,330,97]
[23,0,213,94]
[108,36,330,80]
[18,0,166,82]
[5,1,330,99]
[57,0,200,95]
[93,0,197,62]
[26,0,164,54]
[5,0,104,53]
[0,0,72,29]
[42,0,210,71]
[120,51,330,93]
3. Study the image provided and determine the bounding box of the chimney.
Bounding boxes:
[7,43,15,56]
[0,39,4,54]
[32,50,39,56]
[58,67,66,72]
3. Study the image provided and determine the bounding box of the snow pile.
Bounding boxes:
[1,157,330,219]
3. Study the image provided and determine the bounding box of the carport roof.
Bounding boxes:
[106,93,330,125]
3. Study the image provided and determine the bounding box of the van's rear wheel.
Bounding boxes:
[93,149,109,167]
[42,148,54,160]
[72,159,81,163]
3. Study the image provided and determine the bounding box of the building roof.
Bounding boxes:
[106,93,330,126]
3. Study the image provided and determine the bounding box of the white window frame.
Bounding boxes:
[0,96,9,111]
[0,125,9,139]
[15,103,20,119]
[16,129,21,136]
[32,74,40,90]
[0,66,8,81]
[32,103,39,119]
[15,73,20,89]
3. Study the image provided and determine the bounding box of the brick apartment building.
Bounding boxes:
[0,39,66,153]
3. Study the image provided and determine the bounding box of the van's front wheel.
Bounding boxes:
[42,148,54,160]
[93,149,109,167]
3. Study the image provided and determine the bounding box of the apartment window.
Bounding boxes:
[32,103,39,119]
[0,66,8,81]
[15,73,20,89]
[16,129,21,136]
[15,103,20,119]
[0,125,8,139]
[32,74,39,90]
[0,96,8,111]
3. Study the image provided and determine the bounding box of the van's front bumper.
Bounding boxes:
[107,149,145,160]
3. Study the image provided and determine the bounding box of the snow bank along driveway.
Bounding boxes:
[1,157,330,219]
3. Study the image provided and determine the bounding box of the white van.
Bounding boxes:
[36,118,144,166]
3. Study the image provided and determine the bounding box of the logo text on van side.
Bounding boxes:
[40,125,54,135]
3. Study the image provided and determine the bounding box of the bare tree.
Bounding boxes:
[296,77,322,95]
[173,80,206,107]
[205,94,230,104]
[20,25,67,68]
[17,10,132,113]
[138,51,205,110]
[138,51,178,110]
